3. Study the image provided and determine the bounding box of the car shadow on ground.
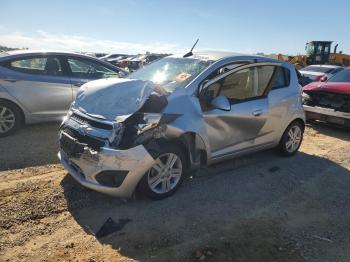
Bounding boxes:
[0,122,61,171]
[307,121,350,142]
[60,149,350,261]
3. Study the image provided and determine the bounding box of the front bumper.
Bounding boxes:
[58,145,155,198]
[304,105,350,127]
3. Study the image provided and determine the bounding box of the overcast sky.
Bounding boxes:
[1,0,349,55]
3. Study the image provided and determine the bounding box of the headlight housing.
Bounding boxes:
[111,122,125,146]
[301,92,312,104]
[137,113,162,135]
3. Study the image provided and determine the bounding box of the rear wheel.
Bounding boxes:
[277,121,304,156]
[0,101,23,137]
[138,144,186,200]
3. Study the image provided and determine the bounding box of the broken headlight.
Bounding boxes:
[131,113,166,145]
[137,113,162,135]
[302,92,312,104]
[110,122,125,147]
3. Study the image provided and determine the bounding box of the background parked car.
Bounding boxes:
[99,53,127,62]
[105,55,129,66]
[299,65,343,82]
[302,67,350,127]
[125,54,168,72]
[296,69,312,87]
[115,55,136,69]
[0,50,126,137]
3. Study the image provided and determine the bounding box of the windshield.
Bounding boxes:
[127,57,212,93]
[327,69,350,83]
[301,66,335,73]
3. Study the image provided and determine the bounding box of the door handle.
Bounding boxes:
[252,109,263,116]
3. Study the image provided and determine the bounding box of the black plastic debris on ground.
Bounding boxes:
[96,217,132,238]
[269,166,280,173]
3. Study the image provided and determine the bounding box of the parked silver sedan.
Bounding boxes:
[58,52,305,200]
[0,50,125,137]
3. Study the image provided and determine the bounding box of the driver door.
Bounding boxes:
[200,63,281,159]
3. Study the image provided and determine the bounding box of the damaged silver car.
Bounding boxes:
[58,52,305,199]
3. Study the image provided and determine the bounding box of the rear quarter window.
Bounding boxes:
[271,66,290,90]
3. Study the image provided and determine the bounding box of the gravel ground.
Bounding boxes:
[0,122,350,261]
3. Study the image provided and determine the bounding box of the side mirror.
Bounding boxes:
[210,96,231,111]
[320,75,327,82]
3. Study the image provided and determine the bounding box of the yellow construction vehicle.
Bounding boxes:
[278,41,350,69]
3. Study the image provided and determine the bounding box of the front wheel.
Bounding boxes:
[277,121,304,156]
[138,144,186,200]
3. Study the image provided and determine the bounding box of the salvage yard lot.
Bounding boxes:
[1,123,350,262]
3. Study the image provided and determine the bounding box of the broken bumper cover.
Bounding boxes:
[304,105,350,126]
[58,145,155,198]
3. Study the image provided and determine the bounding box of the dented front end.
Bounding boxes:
[303,91,350,127]
[58,78,175,197]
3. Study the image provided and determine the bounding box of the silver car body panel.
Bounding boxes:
[58,145,155,197]
[0,65,73,119]
[0,50,124,124]
[58,52,305,197]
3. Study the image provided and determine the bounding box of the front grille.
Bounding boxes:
[71,113,113,130]
[62,126,105,150]
[305,91,350,113]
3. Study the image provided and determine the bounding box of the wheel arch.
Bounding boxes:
[0,98,25,125]
[144,132,208,170]
[288,117,305,130]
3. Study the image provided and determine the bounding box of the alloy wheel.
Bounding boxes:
[147,153,183,194]
[0,106,16,134]
[285,125,302,153]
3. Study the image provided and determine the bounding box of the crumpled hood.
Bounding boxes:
[73,78,155,122]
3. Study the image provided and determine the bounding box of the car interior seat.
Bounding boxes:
[45,58,60,75]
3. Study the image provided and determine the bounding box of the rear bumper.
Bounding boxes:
[58,144,155,198]
[303,105,350,126]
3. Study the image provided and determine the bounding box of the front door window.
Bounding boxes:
[201,65,276,109]
[67,58,119,79]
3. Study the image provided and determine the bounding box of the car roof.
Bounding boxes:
[0,50,282,64]
[169,51,283,64]
[305,64,342,69]
[0,50,96,61]
[0,49,127,73]
[170,51,243,61]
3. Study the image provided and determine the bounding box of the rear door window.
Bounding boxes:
[6,56,63,76]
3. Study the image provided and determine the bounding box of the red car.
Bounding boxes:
[302,68,350,127]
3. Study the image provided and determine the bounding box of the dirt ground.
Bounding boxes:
[0,122,350,262]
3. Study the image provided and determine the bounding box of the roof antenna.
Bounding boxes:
[183,39,199,58]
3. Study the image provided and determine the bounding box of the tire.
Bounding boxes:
[277,120,304,156]
[138,144,187,200]
[0,100,23,138]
